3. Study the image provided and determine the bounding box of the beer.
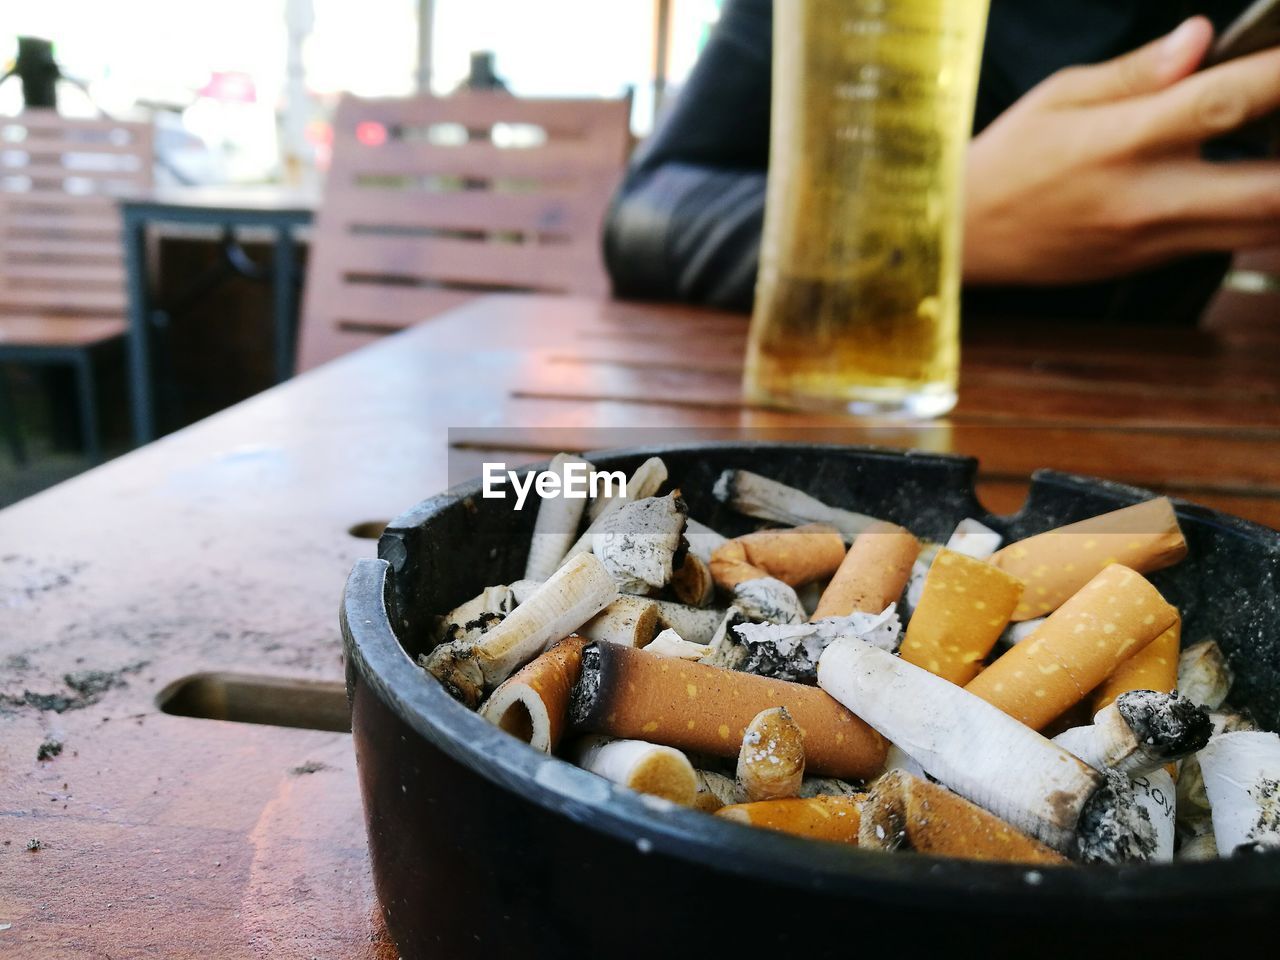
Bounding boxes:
[743,0,990,417]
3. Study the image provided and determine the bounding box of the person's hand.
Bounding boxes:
[964,17,1280,285]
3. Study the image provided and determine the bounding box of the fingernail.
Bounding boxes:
[1163,17,1202,59]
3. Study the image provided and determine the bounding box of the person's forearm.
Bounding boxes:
[604,164,766,312]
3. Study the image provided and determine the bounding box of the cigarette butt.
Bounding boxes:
[1199,730,1280,855]
[480,636,587,752]
[570,735,697,806]
[1175,709,1258,839]
[732,577,807,625]
[717,795,865,844]
[898,549,1024,685]
[570,642,888,780]
[964,565,1178,730]
[515,580,713,646]
[817,638,1156,861]
[1178,639,1234,710]
[422,551,617,706]
[524,454,594,581]
[811,522,920,620]
[710,524,846,591]
[712,469,879,541]
[859,771,1067,864]
[579,596,659,647]
[991,498,1187,621]
[671,551,715,607]
[1091,614,1180,712]
[592,492,687,594]
[737,707,806,802]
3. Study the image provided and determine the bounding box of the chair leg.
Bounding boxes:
[73,350,103,465]
[0,363,27,466]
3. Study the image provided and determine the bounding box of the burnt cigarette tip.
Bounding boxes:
[1233,840,1280,858]
[1117,690,1212,760]
[568,642,604,728]
[1074,770,1157,864]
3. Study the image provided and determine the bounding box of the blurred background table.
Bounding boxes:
[120,186,317,445]
[2,293,1277,958]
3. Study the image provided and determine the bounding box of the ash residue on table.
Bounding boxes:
[0,660,149,714]
[289,760,332,776]
[0,556,88,604]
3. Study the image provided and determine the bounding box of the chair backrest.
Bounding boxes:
[0,110,153,317]
[296,91,632,370]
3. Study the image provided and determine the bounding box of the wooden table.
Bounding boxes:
[121,186,317,445]
[2,294,1277,959]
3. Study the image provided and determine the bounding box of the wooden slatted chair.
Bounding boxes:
[0,109,153,462]
[295,91,631,370]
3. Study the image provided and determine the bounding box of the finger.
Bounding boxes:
[1131,46,1280,147]
[1040,17,1212,107]
[1175,161,1280,221]
[1149,217,1280,259]
[1123,161,1280,255]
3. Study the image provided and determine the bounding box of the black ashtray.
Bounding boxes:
[341,443,1280,959]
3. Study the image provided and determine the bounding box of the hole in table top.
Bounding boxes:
[156,673,350,732]
[348,520,388,539]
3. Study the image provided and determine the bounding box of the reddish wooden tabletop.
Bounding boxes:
[2,293,1277,958]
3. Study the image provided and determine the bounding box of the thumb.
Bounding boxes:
[1042,16,1213,107]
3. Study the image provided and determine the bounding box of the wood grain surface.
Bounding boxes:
[1,293,1277,958]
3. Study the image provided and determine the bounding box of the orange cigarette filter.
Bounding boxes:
[898,548,1024,685]
[1090,612,1181,712]
[964,564,1178,730]
[860,771,1067,864]
[709,523,846,590]
[716,795,864,845]
[810,521,919,620]
[990,498,1187,621]
[571,642,888,779]
[480,636,588,751]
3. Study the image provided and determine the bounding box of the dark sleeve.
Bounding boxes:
[603,0,772,313]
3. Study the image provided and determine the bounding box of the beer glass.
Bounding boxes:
[743,0,990,417]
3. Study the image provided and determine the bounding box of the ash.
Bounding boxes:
[443,611,504,647]
[735,606,901,683]
[1249,777,1280,846]
[568,643,603,726]
[1117,690,1212,759]
[1075,770,1157,864]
